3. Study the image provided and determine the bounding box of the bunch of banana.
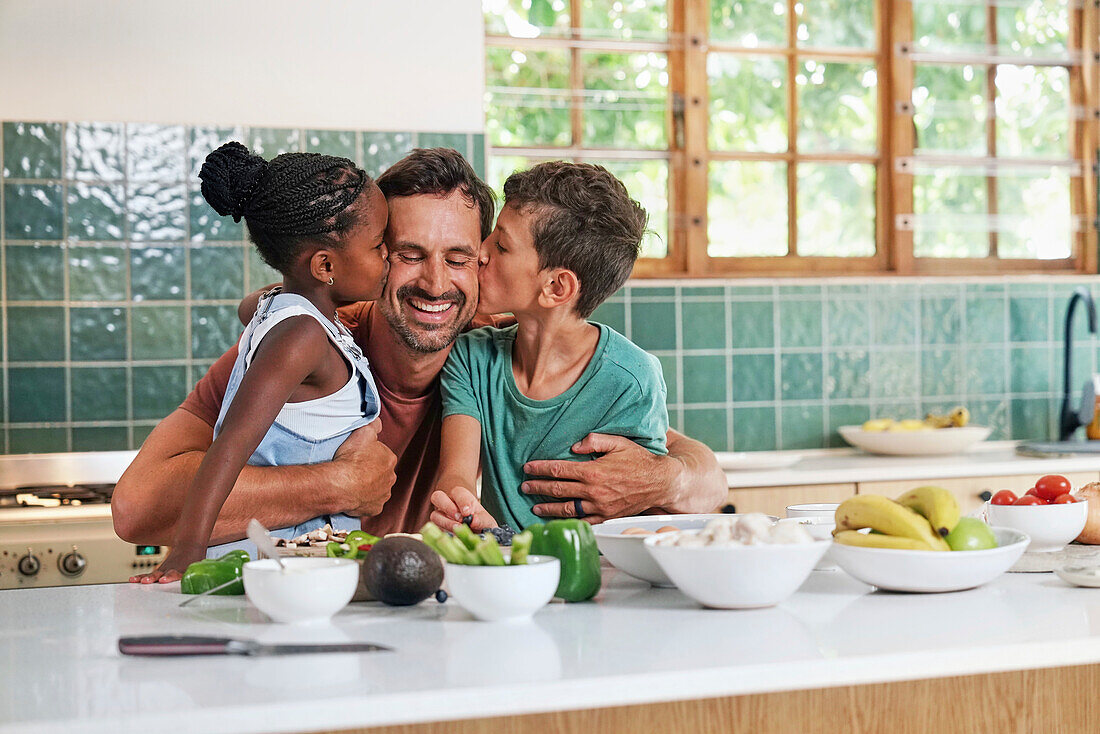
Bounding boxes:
[833,486,961,551]
[924,406,970,429]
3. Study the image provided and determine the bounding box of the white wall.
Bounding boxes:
[0,0,484,132]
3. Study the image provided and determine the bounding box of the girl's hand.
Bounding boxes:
[430,486,497,531]
[128,545,206,584]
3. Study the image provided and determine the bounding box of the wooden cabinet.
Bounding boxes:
[856,472,1100,515]
[721,484,856,517]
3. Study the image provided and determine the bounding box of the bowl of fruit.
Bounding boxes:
[828,487,1029,592]
[985,474,1089,553]
[838,407,991,456]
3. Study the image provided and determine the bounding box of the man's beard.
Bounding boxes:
[381,285,472,354]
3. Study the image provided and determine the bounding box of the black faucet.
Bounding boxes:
[1059,286,1098,441]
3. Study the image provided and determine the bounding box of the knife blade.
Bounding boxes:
[118,635,392,656]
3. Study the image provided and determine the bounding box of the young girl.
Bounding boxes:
[133,141,389,583]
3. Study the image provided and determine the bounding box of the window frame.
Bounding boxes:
[484,0,1099,277]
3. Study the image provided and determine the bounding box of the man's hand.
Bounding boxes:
[329,419,397,517]
[521,433,684,523]
[430,486,498,531]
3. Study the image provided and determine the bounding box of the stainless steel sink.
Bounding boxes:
[1016,441,1100,457]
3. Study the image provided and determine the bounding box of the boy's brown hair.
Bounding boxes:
[503,161,647,318]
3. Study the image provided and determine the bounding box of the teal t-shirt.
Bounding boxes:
[440,323,669,531]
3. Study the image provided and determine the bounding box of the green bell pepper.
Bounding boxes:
[527,520,601,602]
[180,549,250,595]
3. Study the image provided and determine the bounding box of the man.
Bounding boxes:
[112,148,726,548]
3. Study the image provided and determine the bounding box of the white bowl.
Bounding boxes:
[642,532,830,609]
[838,425,992,456]
[830,527,1029,593]
[242,557,359,624]
[786,503,840,519]
[444,555,560,622]
[594,514,776,587]
[779,516,838,570]
[985,500,1088,552]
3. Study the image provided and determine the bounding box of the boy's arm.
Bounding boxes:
[429,414,496,531]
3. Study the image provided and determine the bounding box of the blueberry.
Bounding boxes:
[461,515,474,526]
[484,525,517,546]
[435,589,448,603]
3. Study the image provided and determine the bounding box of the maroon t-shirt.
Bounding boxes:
[179,301,503,536]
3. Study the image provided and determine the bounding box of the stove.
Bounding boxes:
[0,451,167,590]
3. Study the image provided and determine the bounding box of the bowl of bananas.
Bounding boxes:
[838,407,991,456]
[828,487,1029,592]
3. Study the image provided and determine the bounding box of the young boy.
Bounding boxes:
[431,161,668,531]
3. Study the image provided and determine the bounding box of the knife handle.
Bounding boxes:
[119,635,244,656]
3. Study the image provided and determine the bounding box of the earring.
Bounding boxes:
[327,277,334,286]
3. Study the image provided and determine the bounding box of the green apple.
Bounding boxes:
[945,517,998,551]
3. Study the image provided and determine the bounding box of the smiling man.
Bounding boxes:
[112,148,726,548]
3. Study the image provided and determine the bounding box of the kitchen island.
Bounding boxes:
[4,564,1100,734]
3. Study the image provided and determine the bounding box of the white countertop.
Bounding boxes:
[719,441,1100,488]
[6,565,1100,734]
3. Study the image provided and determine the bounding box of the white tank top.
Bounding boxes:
[244,303,370,441]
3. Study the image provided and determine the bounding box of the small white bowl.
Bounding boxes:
[594,514,775,587]
[242,557,359,624]
[779,516,837,570]
[985,500,1088,552]
[444,555,560,622]
[830,527,1029,593]
[786,503,840,519]
[642,532,830,609]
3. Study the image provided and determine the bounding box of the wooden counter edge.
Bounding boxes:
[324,663,1100,734]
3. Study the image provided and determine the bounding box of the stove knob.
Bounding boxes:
[59,549,86,577]
[17,553,40,576]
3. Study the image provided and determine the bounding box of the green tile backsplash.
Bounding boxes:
[1,120,486,452]
[1,119,1097,455]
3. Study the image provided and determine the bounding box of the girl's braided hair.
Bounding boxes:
[199,141,373,273]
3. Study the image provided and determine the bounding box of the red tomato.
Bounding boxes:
[1053,494,1077,504]
[1025,487,1042,498]
[1013,495,1047,506]
[1034,475,1072,501]
[990,490,1018,506]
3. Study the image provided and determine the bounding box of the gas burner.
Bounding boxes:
[8,484,116,507]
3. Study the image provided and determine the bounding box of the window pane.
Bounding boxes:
[486,47,572,147]
[997,170,1072,259]
[797,163,875,256]
[913,3,985,53]
[580,0,667,41]
[995,65,1069,158]
[589,159,669,258]
[912,171,989,258]
[708,55,787,152]
[797,60,876,153]
[795,0,874,49]
[484,0,571,37]
[913,64,988,155]
[488,155,540,202]
[582,52,668,149]
[710,0,786,47]
[708,161,788,257]
[489,156,668,258]
[996,0,1068,55]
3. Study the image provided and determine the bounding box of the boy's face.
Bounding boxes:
[477,203,545,316]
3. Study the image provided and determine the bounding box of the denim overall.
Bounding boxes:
[207,290,381,559]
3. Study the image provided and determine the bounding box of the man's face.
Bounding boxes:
[379,191,482,353]
[477,202,543,316]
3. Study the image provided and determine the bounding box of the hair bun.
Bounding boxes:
[198,141,267,222]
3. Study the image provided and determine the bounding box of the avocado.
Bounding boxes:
[361,537,443,606]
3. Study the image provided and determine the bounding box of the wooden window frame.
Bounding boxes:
[484,0,1099,277]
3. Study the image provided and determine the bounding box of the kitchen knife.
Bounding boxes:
[119,635,392,656]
